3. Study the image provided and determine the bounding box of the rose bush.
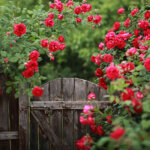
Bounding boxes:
[0,0,101,98]
[77,5,150,150]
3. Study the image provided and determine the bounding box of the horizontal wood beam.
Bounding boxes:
[30,101,111,110]
[0,131,18,140]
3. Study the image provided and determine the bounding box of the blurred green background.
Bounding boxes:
[0,0,149,83]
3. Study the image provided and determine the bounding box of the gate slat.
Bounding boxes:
[74,78,87,145]
[63,78,74,149]
[0,74,10,150]
[49,78,63,150]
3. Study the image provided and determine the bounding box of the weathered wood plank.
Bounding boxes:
[63,78,74,149]
[30,101,110,110]
[19,84,29,150]
[49,78,63,150]
[31,110,68,150]
[0,73,10,150]
[0,131,18,140]
[74,78,87,146]
[9,90,19,150]
[87,81,101,101]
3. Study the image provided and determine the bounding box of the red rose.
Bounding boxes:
[32,86,43,97]
[107,115,112,124]
[58,35,64,43]
[121,88,134,101]
[48,13,54,19]
[41,39,49,48]
[117,8,125,14]
[74,6,82,14]
[124,18,130,28]
[99,78,107,90]
[49,41,60,52]
[99,42,105,50]
[103,54,113,63]
[59,43,66,51]
[49,3,55,9]
[56,2,63,12]
[116,39,126,49]
[113,22,120,31]
[95,68,103,77]
[131,8,138,16]
[88,116,95,126]
[134,29,141,36]
[138,20,149,30]
[29,50,40,61]
[144,11,150,20]
[13,23,26,37]
[144,57,150,71]
[26,60,38,71]
[76,18,82,23]
[4,58,8,62]
[96,126,104,135]
[106,65,120,80]
[132,98,143,114]
[110,127,125,140]
[91,56,95,63]
[93,15,102,24]
[44,18,54,27]
[22,69,34,78]
[87,15,93,22]
[106,40,116,49]
[58,14,63,20]
[79,116,88,125]
[125,62,135,73]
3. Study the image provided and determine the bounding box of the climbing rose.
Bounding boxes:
[49,3,55,9]
[134,29,141,36]
[87,15,93,22]
[29,50,40,61]
[136,91,143,100]
[131,8,139,16]
[76,136,93,150]
[113,22,120,31]
[124,18,130,28]
[58,35,65,43]
[32,86,43,97]
[106,65,120,80]
[103,54,113,63]
[26,60,38,71]
[98,42,104,50]
[121,88,134,101]
[76,18,82,23]
[22,69,34,78]
[74,6,82,14]
[138,20,149,30]
[58,14,63,20]
[93,15,102,24]
[49,41,60,52]
[110,127,125,140]
[4,58,8,62]
[13,23,26,37]
[144,57,150,71]
[99,78,107,90]
[50,56,55,61]
[88,93,96,100]
[48,13,54,19]
[59,43,66,51]
[96,126,104,135]
[88,116,95,125]
[44,18,54,27]
[132,98,143,114]
[107,115,112,124]
[83,105,94,116]
[106,40,116,49]
[144,11,150,20]
[117,8,125,14]
[41,39,49,48]
[125,47,137,57]
[56,2,63,12]
[79,116,88,125]
[95,68,103,77]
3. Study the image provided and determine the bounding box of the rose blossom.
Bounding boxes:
[29,50,40,61]
[113,22,120,31]
[131,8,139,16]
[110,127,125,140]
[13,23,26,37]
[32,86,43,97]
[88,93,96,100]
[41,39,48,48]
[83,105,94,116]
[117,8,125,14]
[144,57,150,71]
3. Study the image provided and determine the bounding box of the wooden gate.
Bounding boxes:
[0,77,109,150]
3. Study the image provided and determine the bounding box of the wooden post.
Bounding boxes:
[19,84,29,150]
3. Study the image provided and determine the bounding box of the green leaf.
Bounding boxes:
[6,87,12,94]
[96,137,109,148]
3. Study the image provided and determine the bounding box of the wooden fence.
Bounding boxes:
[0,76,110,150]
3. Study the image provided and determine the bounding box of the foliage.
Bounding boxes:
[78,5,150,150]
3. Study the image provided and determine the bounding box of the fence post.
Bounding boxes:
[19,84,29,150]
